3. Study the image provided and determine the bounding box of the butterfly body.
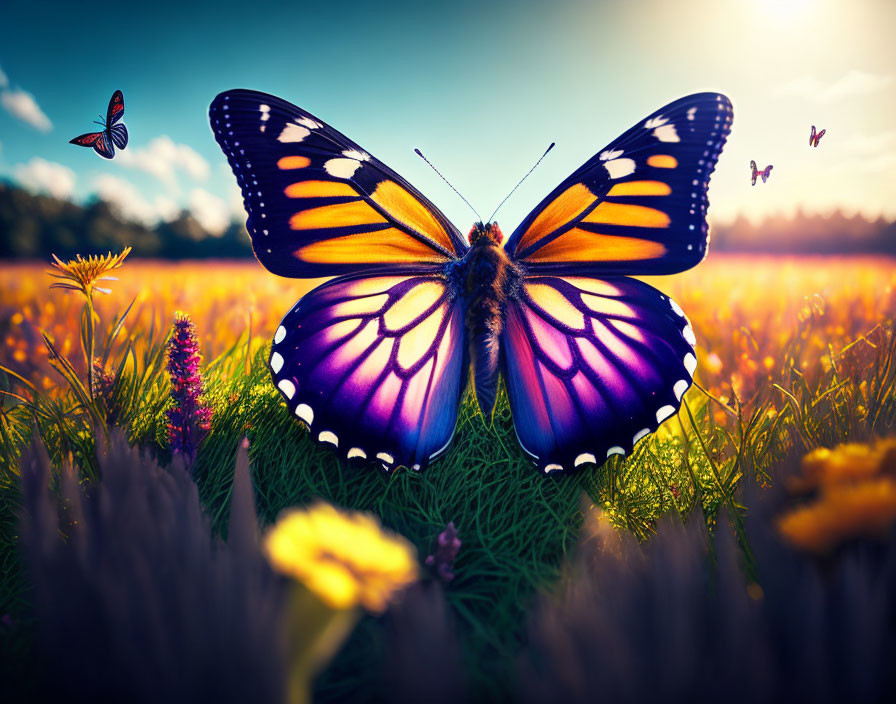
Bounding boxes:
[463,222,521,416]
[210,89,732,473]
[70,90,128,159]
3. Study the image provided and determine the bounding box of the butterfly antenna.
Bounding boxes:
[487,142,555,223]
[414,148,482,222]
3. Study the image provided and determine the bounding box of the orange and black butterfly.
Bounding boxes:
[210,90,732,473]
[70,90,128,160]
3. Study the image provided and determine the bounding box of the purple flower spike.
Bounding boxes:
[165,312,213,466]
[425,521,462,583]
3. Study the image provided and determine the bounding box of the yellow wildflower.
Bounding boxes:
[792,438,896,493]
[264,501,418,612]
[778,437,896,554]
[777,478,896,554]
[47,247,131,298]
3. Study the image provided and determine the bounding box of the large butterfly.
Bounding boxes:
[750,160,772,186]
[210,90,732,473]
[70,90,128,159]
[809,125,826,148]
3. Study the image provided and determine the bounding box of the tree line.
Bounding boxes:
[1,182,894,259]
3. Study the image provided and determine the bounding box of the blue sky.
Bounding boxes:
[1,0,894,237]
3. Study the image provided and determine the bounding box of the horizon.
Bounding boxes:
[1,0,894,238]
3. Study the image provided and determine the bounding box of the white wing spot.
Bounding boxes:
[544,464,563,473]
[342,149,369,161]
[607,446,625,457]
[377,452,394,464]
[296,116,321,129]
[324,157,362,179]
[599,148,623,161]
[656,405,676,423]
[644,116,668,129]
[603,158,636,179]
[277,123,310,143]
[684,352,698,377]
[318,431,338,446]
[653,124,680,143]
[348,447,367,459]
[277,379,296,399]
[574,453,596,467]
[669,298,686,317]
[687,107,697,121]
[673,379,689,401]
[412,464,421,471]
[274,325,286,344]
[633,428,650,444]
[270,351,284,373]
[296,403,314,425]
[682,324,697,347]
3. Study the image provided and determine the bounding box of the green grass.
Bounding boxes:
[1,309,895,699]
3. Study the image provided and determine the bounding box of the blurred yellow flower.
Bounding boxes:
[265,501,418,612]
[777,478,896,554]
[792,438,896,492]
[778,437,896,554]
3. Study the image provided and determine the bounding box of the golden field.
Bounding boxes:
[1,254,892,406]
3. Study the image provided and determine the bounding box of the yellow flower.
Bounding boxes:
[777,478,896,554]
[47,247,132,298]
[792,438,896,492]
[778,437,896,554]
[264,501,418,612]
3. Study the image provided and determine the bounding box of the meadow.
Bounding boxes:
[1,253,895,701]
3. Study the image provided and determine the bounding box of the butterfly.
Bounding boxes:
[69,90,128,159]
[809,125,826,148]
[750,160,772,186]
[210,90,732,473]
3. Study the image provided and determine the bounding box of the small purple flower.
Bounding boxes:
[425,521,462,583]
[165,312,213,465]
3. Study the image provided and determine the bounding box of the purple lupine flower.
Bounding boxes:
[166,312,213,464]
[425,522,462,582]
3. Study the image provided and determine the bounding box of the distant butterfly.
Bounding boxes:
[210,90,732,473]
[70,90,128,159]
[750,160,773,186]
[809,125,826,148]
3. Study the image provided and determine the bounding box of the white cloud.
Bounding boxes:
[189,188,232,235]
[848,151,896,174]
[92,176,236,233]
[227,182,246,219]
[153,194,180,222]
[14,158,75,199]
[839,129,896,155]
[0,65,7,88]
[93,174,181,225]
[115,135,209,186]
[776,69,894,104]
[1,88,52,132]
